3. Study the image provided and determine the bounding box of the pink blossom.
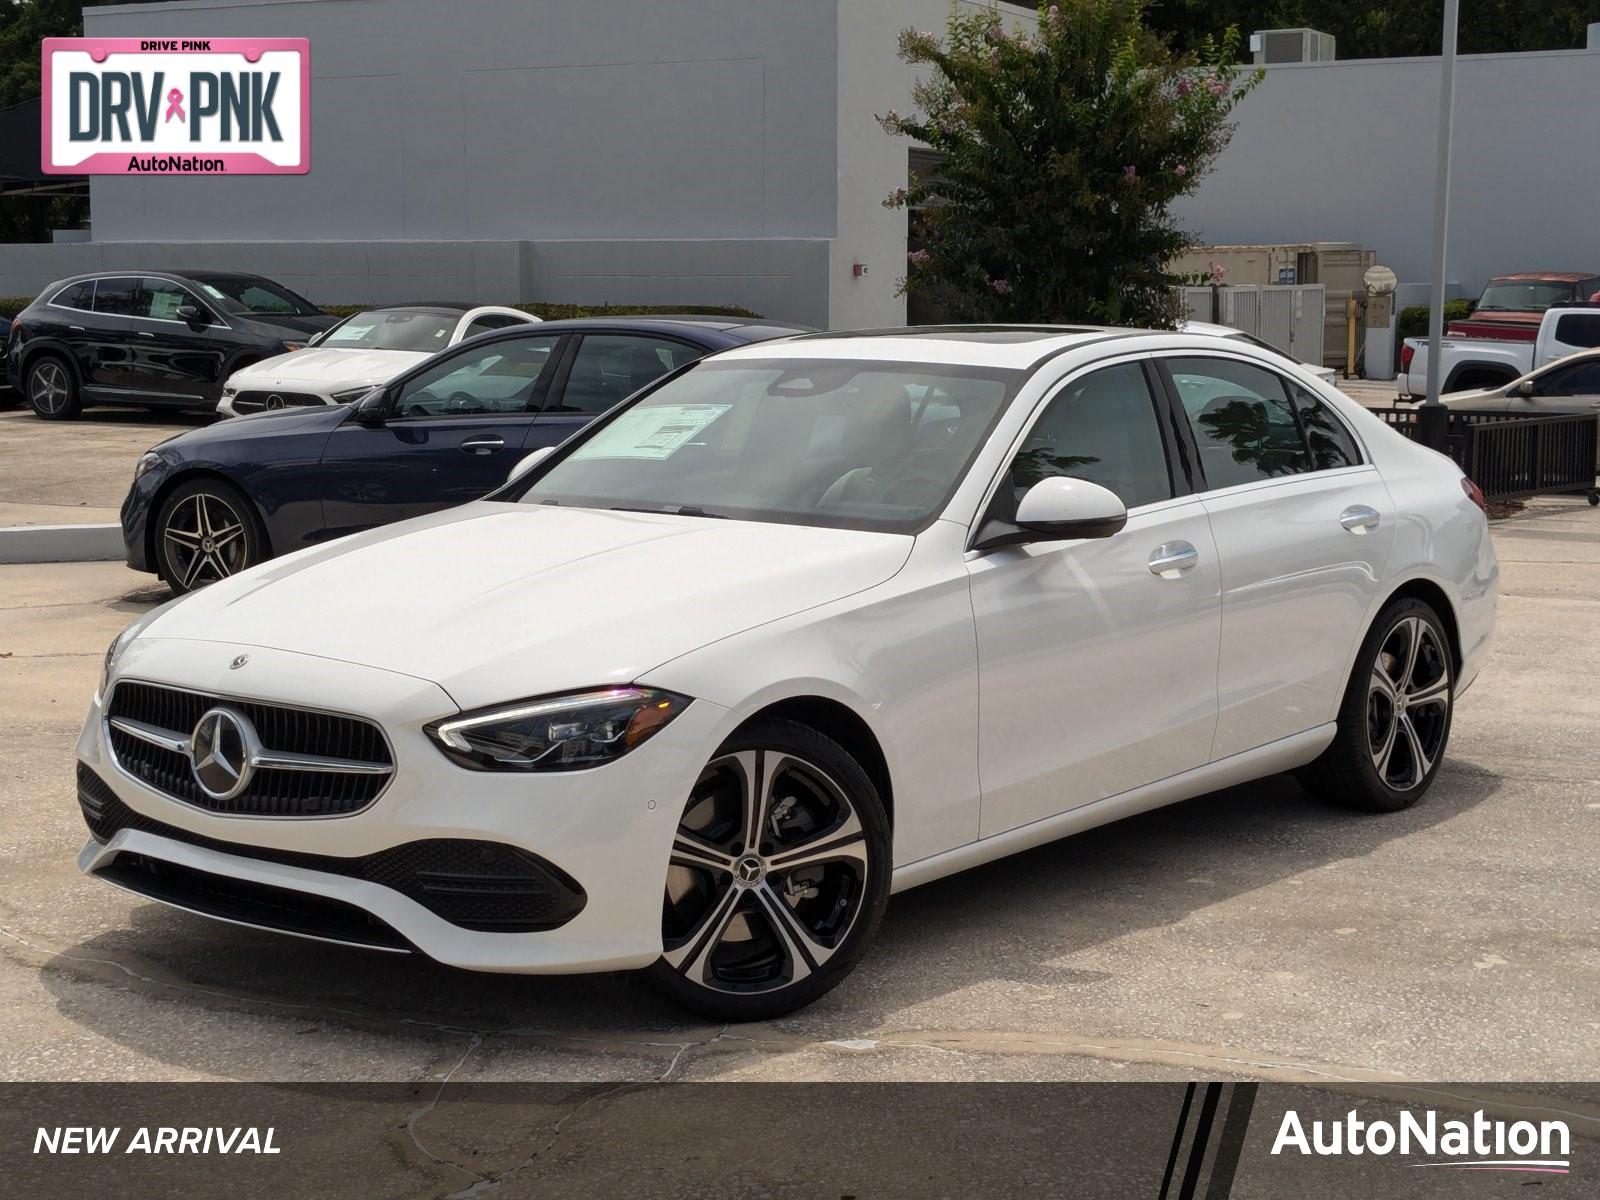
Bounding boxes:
[1208,78,1227,98]
[990,277,1013,296]
[1208,261,1228,285]
[1176,78,1193,97]
[882,186,909,209]
[906,249,931,267]
[1174,164,1188,177]
[1123,164,1138,184]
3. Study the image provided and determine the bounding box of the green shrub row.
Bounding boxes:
[1,297,762,321]
[1396,299,1474,340]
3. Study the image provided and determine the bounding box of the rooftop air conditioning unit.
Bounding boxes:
[1250,28,1336,65]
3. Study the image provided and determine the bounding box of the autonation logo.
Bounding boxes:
[1272,1108,1571,1175]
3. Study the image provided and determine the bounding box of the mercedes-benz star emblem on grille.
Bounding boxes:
[189,707,259,801]
[265,393,285,410]
[229,654,250,670]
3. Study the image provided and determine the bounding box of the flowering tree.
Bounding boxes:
[881,1,1260,328]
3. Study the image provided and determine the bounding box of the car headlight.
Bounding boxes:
[330,386,373,404]
[427,687,690,772]
[133,451,162,481]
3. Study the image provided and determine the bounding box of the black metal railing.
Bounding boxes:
[1372,407,1599,501]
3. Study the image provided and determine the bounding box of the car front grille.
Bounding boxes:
[79,764,588,933]
[230,390,328,414]
[105,681,394,817]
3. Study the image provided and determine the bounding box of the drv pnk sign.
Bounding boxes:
[42,38,309,175]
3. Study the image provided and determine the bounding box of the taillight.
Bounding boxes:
[1461,476,1487,513]
[1401,344,1415,371]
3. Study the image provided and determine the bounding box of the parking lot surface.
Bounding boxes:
[1,473,1597,1085]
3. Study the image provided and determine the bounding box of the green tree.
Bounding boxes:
[881,1,1260,327]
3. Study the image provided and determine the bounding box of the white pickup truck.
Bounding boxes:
[1400,306,1600,399]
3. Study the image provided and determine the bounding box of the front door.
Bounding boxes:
[1157,353,1395,760]
[968,359,1222,838]
[318,333,566,538]
[129,277,230,403]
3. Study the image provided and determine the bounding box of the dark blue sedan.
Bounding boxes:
[123,317,807,591]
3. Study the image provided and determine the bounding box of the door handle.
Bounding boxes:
[1339,505,1381,533]
[137,331,155,338]
[1147,541,1199,577]
[459,436,505,454]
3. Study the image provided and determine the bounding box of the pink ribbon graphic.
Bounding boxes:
[164,88,185,123]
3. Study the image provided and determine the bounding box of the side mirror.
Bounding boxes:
[506,446,554,486]
[1516,379,1535,397]
[974,477,1128,551]
[176,303,206,325]
[352,390,389,428]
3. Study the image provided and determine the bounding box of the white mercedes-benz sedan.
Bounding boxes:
[77,326,1498,1020]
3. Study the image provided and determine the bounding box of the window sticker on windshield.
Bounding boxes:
[148,291,183,319]
[573,404,731,460]
[201,284,226,300]
[331,323,375,342]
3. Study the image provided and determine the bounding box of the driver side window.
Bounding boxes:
[392,335,561,418]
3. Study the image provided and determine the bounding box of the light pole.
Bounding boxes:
[1419,0,1460,452]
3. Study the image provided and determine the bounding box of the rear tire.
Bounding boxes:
[25,355,80,420]
[153,477,267,594]
[1298,598,1454,813]
[648,718,890,1022]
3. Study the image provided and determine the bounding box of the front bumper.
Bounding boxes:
[77,638,729,973]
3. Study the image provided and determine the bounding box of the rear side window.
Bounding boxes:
[1290,386,1361,470]
[91,277,143,317]
[1166,357,1312,488]
[51,281,95,311]
[1553,313,1600,349]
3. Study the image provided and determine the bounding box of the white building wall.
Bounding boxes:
[1175,48,1600,299]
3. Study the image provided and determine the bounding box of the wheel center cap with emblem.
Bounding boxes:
[734,854,765,886]
[189,706,260,801]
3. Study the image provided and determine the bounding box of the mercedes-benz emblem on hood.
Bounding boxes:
[189,707,259,801]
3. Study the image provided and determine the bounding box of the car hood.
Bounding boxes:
[137,503,914,710]
[230,347,428,389]
[1440,387,1507,408]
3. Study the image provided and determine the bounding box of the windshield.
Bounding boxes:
[194,276,322,316]
[320,310,458,353]
[517,358,1020,533]
[1474,282,1576,312]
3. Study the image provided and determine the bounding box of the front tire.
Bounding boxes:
[648,718,890,1021]
[153,478,266,594]
[26,356,80,420]
[1300,598,1454,812]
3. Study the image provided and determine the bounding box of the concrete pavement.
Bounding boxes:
[0,501,1596,1086]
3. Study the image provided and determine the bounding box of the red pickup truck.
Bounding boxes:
[1448,271,1600,342]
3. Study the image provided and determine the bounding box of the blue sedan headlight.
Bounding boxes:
[426,687,691,772]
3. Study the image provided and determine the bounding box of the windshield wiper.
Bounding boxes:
[610,504,728,519]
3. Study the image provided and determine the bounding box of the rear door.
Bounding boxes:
[1156,353,1393,760]
[528,332,709,450]
[318,332,566,537]
[81,276,146,395]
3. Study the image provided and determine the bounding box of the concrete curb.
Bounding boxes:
[0,523,124,565]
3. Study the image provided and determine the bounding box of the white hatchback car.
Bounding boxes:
[80,326,1497,1019]
[217,303,540,416]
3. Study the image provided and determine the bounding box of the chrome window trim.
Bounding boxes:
[45,275,235,331]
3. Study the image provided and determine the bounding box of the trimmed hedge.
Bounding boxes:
[1396,299,1474,340]
[0,297,762,321]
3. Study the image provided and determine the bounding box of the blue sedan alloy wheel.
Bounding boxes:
[154,478,265,594]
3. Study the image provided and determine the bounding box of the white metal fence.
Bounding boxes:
[1178,284,1326,367]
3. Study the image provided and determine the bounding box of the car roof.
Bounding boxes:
[481,316,808,340]
[1488,271,1598,284]
[717,324,1130,368]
